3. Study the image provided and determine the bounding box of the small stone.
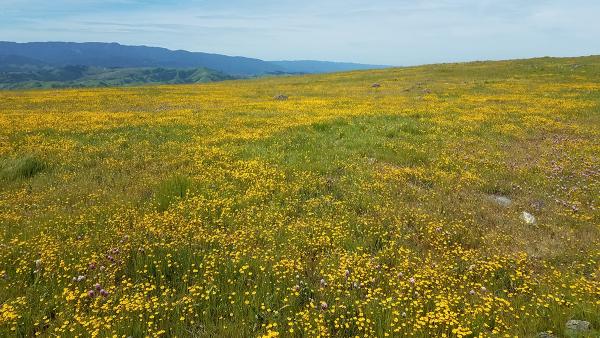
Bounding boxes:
[490,195,512,207]
[273,94,288,100]
[371,83,381,88]
[565,319,590,332]
[520,211,536,225]
[536,332,556,338]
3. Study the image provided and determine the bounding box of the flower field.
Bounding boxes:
[0,56,599,337]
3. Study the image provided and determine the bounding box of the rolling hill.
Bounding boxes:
[0,55,598,336]
[0,65,235,89]
[0,42,389,77]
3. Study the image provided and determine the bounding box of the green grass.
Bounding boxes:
[0,155,46,181]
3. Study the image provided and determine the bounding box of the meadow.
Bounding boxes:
[0,56,598,337]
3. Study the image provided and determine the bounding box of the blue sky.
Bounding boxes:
[1,0,599,65]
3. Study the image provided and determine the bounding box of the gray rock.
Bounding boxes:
[520,211,536,225]
[536,332,556,338]
[566,319,591,332]
[273,94,288,100]
[490,195,512,207]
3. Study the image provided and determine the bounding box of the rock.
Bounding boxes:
[489,195,512,207]
[536,332,556,338]
[565,319,590,332]
[520,211,536,225]
[273,94,288,100]
[371,83,381,88]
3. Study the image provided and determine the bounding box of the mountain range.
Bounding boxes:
[0,41,385,76]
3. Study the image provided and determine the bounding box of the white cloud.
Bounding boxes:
[1,0,599,64]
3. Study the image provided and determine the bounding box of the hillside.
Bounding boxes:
[0,42,389,77]
[0,56,598,337]
[0,41,280,76]
[0,65,235,89]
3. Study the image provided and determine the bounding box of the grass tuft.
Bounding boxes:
[155,175,192,212]
[0,155,46,181]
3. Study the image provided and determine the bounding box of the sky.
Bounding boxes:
[1,0,599,65]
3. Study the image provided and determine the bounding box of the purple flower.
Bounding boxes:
[88,290,95,298]
[95,283,102,291]
[99,289,109,297]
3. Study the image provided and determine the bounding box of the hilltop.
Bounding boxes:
[0,56,598,337]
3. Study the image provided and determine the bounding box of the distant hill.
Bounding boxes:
[270,60,389,73]
[0,42,389,75]
[0,65,235,89]
[0,42,282,76]
[0,41,391,89]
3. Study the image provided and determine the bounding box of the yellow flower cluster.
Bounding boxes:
[0,56,598,337]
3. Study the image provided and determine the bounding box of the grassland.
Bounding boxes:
[0,56,599,337]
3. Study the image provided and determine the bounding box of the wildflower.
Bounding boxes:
[469,290,476,295]
[87,290,95,298]
[99,289,109,297]
[95,283,102,291]
[409,277,415,285]
[320,278,327,288]
[320,301,328,310]
[73,275,86,282]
